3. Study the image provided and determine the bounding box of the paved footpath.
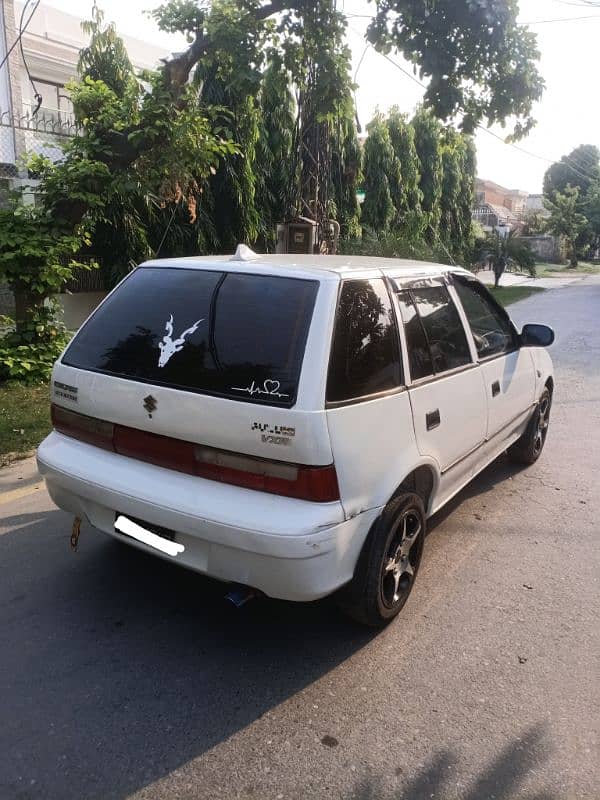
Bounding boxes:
[477,268,600,290]
[1,282,599,800]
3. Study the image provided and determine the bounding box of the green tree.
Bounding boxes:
[457,135,477,262]
[0,5,235,381]
[412,109,443,241]
[521,211,546,236]
[544,186,588,267]
[483,231,536,286]
[585,181,600,256]
[543,145,600,199]
[361,114,396,232]
[386,108,422,234]
[439,129,462,255]
[256,51,295,248]
[0,0,547,381]
[79,5,138,98]
[331,116,362,240]
[543,145,600,259]
[367,0,543,137]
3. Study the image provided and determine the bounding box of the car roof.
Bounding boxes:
[140,253,472,282]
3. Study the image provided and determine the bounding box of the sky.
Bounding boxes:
[42,0,600,194]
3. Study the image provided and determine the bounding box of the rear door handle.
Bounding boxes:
[491,380,501,397]
[426,409,441,430]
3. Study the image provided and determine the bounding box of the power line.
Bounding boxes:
[18,0,43,115]
[0,0,40,75]
[357,36,600,187]
[520,13,600,23]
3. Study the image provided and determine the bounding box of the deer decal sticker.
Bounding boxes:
[157,314,204,368]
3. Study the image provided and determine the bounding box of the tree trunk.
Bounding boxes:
[14,290,44,335]
[568,239,578,268]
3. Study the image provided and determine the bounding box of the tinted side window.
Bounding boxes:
[396,291,434,381]
[327,279,402,403]
[411,286,472,374]
[453,276,516,359]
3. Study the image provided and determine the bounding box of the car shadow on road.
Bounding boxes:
[0,452,533,800]
[427,451,528,535]
[349,721,555,799]
[1,508,377,799]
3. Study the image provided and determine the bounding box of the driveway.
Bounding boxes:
[1,282,599,800]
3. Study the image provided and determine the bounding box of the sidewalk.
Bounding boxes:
[0,454,43,506]
[476,269,599,289]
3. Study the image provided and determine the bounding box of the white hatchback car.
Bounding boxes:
[38,253,554,626]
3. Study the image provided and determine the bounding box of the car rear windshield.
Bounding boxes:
[62,267,319,407]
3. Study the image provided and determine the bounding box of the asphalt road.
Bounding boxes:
[1,282,599,800]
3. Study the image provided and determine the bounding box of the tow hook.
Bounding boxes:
[225,585,260,608]
[70,516,82,551]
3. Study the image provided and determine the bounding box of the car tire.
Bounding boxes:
[508,387,552,466]
[335,492,425,627]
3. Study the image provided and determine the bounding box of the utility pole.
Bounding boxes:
[276,0,340,255]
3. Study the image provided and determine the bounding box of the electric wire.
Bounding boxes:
[357,35,600,187]
[0,0,40,74]
[18,0,42,115]
[519,14,600,23]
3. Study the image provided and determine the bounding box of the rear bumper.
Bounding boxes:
[37,432,379,601]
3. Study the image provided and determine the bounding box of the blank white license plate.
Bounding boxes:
[114,514,184,557]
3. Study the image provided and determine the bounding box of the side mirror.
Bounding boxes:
[521,323,555,348]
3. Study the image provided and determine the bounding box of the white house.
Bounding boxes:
[0,0,169,185]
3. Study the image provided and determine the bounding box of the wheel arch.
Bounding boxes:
[389,463,439,516]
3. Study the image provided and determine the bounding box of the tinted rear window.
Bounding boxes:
[62,268,318,407]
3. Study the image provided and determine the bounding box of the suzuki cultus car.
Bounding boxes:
[38,251,554,626]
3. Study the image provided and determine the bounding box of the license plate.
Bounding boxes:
[114,514,184,557]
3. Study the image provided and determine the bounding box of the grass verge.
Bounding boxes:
[489,285,546,306]
[536,261,600,278]
[0,382,51,466]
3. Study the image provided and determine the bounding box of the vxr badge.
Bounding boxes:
[143,394,157,417]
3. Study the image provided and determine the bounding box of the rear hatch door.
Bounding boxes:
[53,264,333,468]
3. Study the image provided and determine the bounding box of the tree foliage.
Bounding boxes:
[361,115,396,233]
[256,51,296,246]
[361,108,476,264]
[484,231,536,280]
[367,0,544,137]
[0,0,546,383]
[386,107,422,234]
[411,108,443,241]
[544,186,588,267]
[543,145,600,199]
[79,5,138,98]
[543,145,600,261]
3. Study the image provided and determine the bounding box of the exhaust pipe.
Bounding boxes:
[225,585,260,608]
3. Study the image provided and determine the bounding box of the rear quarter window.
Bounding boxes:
[326,278,402,403]
[62,267,318,407]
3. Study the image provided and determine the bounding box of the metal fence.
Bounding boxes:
[0,102,79,179]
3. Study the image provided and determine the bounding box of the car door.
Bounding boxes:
[451,274,536,442]
[392,280,488,478]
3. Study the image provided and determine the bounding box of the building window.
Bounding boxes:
[23,79,73,125]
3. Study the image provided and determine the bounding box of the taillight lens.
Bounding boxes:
[193,446,339,502]
[51,404,114,451]
[50,404,339,502]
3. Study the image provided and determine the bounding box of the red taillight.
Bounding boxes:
[51,404,114,451]
[51,404,340,503]
[193,446,339,502]
[114,425,196,474]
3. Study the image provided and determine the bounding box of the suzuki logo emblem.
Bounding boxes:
[143,394,157,417]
